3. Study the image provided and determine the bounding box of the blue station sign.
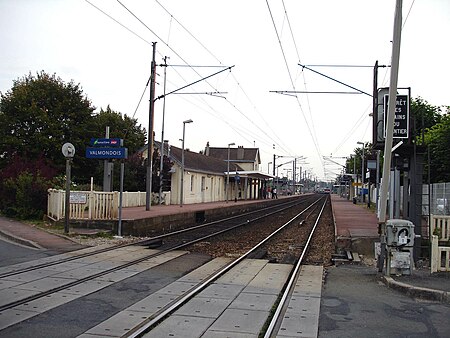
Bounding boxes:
[90,138,122,147]
[86,147,128,159]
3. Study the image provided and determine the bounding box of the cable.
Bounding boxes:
[266,0,324,168]
[153,0,292,154]
[402,0,416,30]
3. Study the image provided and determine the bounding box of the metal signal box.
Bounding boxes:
[386,219,415,247]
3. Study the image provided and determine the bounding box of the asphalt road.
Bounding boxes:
[319,264,450,338]
[0,237,57,267]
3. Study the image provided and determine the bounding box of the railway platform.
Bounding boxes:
[330,193,450,302]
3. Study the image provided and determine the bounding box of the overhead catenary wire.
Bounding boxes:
[281,0,321,162]
[85,1,271,150]
[266,0,324,169]
[153,0,292,155]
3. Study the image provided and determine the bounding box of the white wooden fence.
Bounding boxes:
[430,214,450,273]
[47,189,148,221]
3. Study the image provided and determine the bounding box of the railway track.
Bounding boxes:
[93,195,329,337]
[0,194,332,337]
[0,196,311,279]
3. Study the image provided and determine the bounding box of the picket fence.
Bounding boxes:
[47,189,148,221]
[430,214,450,273]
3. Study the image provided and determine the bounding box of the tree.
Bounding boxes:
[91,106,147,190]
[423,110,450,182]
[411,97,443,143]
[0,71,97,172]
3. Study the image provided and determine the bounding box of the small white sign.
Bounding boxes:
[70,192,87,204]
[390,251,410,269]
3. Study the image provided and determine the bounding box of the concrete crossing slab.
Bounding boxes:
[200,283,245,299]
[277,312,319,337]
[176,296,233,318]
[0,288,40,307]
[243,263,292,294]
[201,331,257,338]
[178,257,232,283]
[206,308,269,335]
[0,308,40,330]
[292,265,323,297]
[13,291,79,313]
[59,279,114,296]
[142,314,214,338]
[83,309,154,337]
[126,293,177,314]
[277,265,323,338]
[154,281,198,297]
[215,259,267,285]
[13,276,77,292]
[92,269,140,282]
[42,261,90,272]
[229,292,278,312]
[1,268,60,283]
[0,280,23,290]
[52,267,107,280]
[285,294,321,314]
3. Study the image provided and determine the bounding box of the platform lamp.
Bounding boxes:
[180,119,193,207]
[357,141,365,202]
[226,142,235,203]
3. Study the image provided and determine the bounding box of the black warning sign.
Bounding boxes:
[384,94,409,139]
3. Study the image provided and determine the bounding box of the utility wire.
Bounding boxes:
[281,0,321,160]
[153,0,291,154]
[118,0,291,153]
[402,0,416,30]
[84,0,152,46]
[266,0,323,165]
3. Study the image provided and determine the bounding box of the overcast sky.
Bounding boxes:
[1,0,449,181]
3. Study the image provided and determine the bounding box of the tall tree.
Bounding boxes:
[0,71,96,174]
[92,106,147,190]
[411,97,443,143]
[423,109,450,183]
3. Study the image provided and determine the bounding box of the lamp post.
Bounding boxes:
[357,141,365,203]
[226,142,235,202]
[180,119,193,206]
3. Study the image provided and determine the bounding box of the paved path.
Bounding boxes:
[331,193,379,238]
[0,216,85,252]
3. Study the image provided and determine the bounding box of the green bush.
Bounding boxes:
[1,171,52,219]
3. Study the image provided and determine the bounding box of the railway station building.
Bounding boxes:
[142,141,273,205]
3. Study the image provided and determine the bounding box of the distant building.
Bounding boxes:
[140,141,273,205]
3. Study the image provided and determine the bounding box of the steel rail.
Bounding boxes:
[263,195,328,338]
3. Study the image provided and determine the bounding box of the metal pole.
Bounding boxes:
[378,0,403,275]
[227,146,230,202]
[159,56,168,205]
[180,126,186,206]
[379,0,403,224]
[118,161,124,237]
[357,142,365,202]
[103,126,110,192]
[180,119,193,206]
[362,147,365,202]
[376,150,380,214]
[64,158,71,234]
[146,42,157,211]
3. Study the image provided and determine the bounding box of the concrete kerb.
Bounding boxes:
[0,228,43,250]
[381,275,450,304]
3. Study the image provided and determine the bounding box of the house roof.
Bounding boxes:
[140,142,270,179]
[169,145,244,175]
[207,147,260,163]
